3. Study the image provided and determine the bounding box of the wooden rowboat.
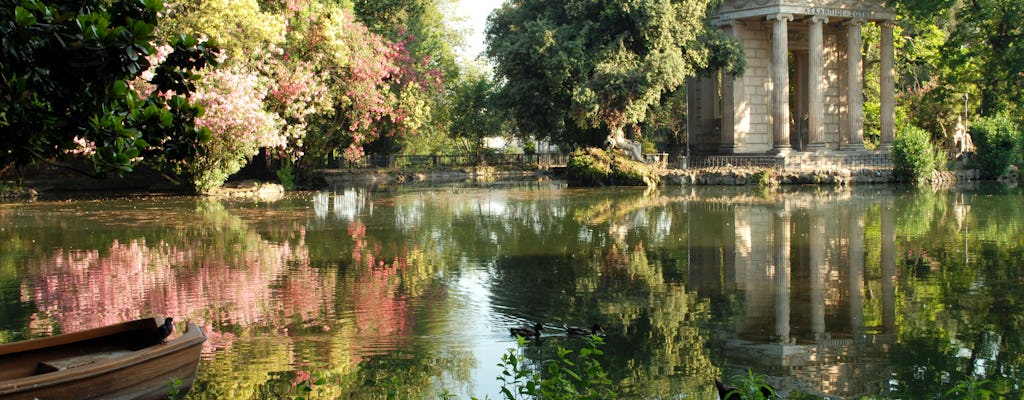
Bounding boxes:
[0,317,205,400]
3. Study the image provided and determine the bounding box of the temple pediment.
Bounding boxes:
[716,0,894,22]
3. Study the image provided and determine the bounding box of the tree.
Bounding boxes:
[0,0,216,178]
[448,64,500,157]
[352,0,461,156]
[485,0,743,149]
[890,0,1024,137]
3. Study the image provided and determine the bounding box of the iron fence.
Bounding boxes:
[336,153,569,170]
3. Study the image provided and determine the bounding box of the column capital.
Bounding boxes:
[879,19,897,28]
[810,15,829,25]
[767,13,794,22]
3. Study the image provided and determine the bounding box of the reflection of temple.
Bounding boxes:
[687,0,896,167]
[688,192,897,398]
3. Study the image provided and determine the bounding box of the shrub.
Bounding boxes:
[971,115,1023,179]
[749,169,776,187]
[891,125,938,184]
[567,148,658,187]
[498,335,616,400]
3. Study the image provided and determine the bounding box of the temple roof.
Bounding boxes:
[714,0,895,22]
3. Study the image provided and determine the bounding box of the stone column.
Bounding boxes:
[809,211,827,340]
[881,198,897,332]
[702,78,718,140]
[720,21,744,154]
[879,21,896,150]
[849,204,865,335]
[773,209,792,343]
[845,19,866,151]
[770,14,794,154]
[686,78,700,150]
[807,16,829,152]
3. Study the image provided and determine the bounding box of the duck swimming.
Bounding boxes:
[509,323,545,337]
[565,323,603,336]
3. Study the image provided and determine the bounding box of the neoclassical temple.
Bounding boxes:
[687,0,896,157]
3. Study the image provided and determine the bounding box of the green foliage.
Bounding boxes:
[486,0,742,147]
[749,169,776,187]
[724,370,776,400]
[971,115,1023,179]
[892,125,939,184]
[567,148,657,187]
[522,138,537,156]
[944,377,995,400]
[448,65,500,154]
[276,162,296,190]
[891,0,1024,140]
[167,377,184,399]
[498,335,616,400]
[0,0,217,178]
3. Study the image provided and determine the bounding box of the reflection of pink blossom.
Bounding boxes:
[292,369,311,387]
[20,208,432,376]
[24,233,324,357]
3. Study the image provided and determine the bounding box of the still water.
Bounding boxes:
[1,183,1023,399]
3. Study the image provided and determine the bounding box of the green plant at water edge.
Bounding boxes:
[971,115,1023,180]
[166,377,183,399]
[498,335,616,400]
[892,125,939,184]
[567,148,656,187]
[724,370,776,399]
[944,377,995,400]
[749,169,776,187]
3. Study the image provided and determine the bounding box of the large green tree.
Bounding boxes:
[0,0,216,179]
[890,0,1024,144]
[485,0,742,148]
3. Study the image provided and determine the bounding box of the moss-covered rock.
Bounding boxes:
[567,148,660,187]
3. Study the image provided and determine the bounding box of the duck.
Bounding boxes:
[715,379,775,400]
[509,323,545,337]
[565,323,603,336]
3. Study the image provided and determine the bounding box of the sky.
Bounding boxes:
[454,0,504,59]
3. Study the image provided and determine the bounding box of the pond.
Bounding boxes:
[1,182,1023,399]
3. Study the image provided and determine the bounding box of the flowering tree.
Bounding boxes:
[189,69,285,191]
[159,0,445,177]
[299,7,443,163]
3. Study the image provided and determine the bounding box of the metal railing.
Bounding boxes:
[336,153,569,170]
[686,153,892,170]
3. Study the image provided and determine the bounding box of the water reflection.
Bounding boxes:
[698,192,899,398]
[1,185,1024,398]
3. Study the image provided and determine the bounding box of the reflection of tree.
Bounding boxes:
[595,244,718,399]
[886,188,1024,398]
[489,240,718,399]
[6,196,478,398]
[24,199,315,336]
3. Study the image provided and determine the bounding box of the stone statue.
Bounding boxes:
[605,127,644,162]
[953,115,974,158]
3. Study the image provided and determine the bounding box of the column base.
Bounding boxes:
[804,143,830,153]
[770,147,793,156]
[841,143,867,152]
